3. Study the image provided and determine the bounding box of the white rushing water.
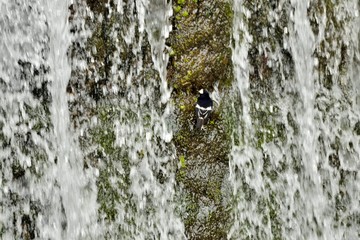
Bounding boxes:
[0,0,98,239]
[39,1,99,239]
[229,0,360,239]
[0,0,185,238]
[111,0,184,239]
[0,0,185,239]
[1,0,359,239]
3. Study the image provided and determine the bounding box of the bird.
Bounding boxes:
[195,89,213,130]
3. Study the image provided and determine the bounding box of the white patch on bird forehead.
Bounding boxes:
[199,89,204,94]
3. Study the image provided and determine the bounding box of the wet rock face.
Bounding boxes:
[86,0,113,14]
[167,0,233,239]
[67,0,359,239]
[67,0,234,238]
[167,0,233,93]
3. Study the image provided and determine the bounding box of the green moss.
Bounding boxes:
[177,0,186,5]
[182,10,189,18]
[184,197,200,227]
[168,0,234,238]
[268,193,282,239]
[169,49,176,57]
[97,167,120,221]
[207,180,222,204]
[168,0,233,92]
[91,127,116,155]
[179,155,186,168]
[174,5,182,13]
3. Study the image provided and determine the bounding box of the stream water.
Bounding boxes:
[0,0,359,239]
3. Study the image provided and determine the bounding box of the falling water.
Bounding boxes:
[0,0,99,239]
[229,0,360,239]
[1,0,184,239]
[1,0,359,239]
[110,0,184,238]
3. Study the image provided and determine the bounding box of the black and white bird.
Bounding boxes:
[195,89,213,130]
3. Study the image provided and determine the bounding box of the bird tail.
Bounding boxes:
[196,117,204,129]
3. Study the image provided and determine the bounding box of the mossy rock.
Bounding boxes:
[168,0,234,238]
[168,0,233,93]
[86,0,114,14]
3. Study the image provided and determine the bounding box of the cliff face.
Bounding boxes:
[68,0,234,238]
[167,0,233,239]
[2,0,359,239]
[69,0,313,239]
[69,0,353,238]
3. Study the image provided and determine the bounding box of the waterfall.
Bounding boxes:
[39,1,99,239]
[1,0,184,239]
[0,0,98,239]
[1,0,359,239]
[229,0,360,239]
[110,0,184,238]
